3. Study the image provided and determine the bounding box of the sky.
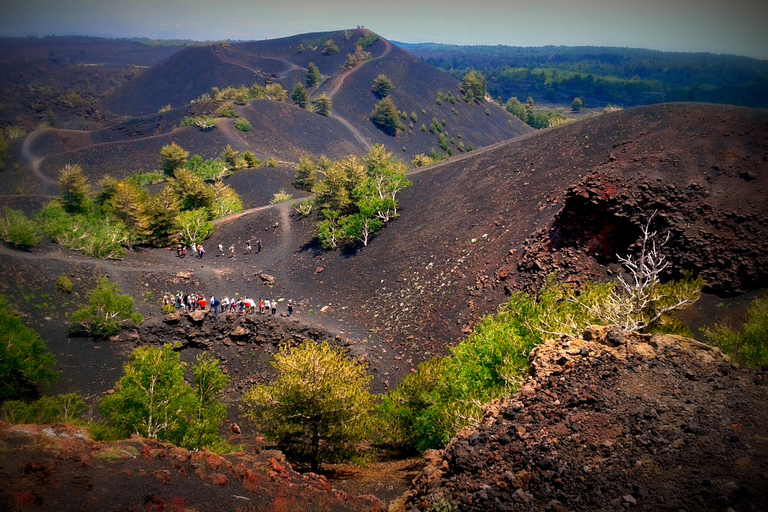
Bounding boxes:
[2,0,767,59]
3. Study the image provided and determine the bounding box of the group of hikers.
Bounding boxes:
[162,292,294,316]
[175,240,262,259]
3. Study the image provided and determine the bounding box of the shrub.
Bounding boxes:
[459,70,486,104]
[242,151,261,168]
[59,164,92,213]
[0,295,58,401]
[69,277,142,337]
[704,297,768,368]
[55,275,74,293]
[572,97,583,111]
[234,119,252,132]
[161,303,175,314]
[176,208,214,245]
[215,102,238,118]
[158,104,172,114]
[0,208,41,247]
[210,182,243,218]
[291,83,309,108]
[180,115,217,130]
[125,171,165,187]
[6,125,26,139]
[356,32,379,50]
[265,83,287,101]
[412,154,435,168]
[293,198,315,216]
[270,189,293,204]
[322,39,339,56]
[306,62,322,87]
[37,202,128,259]
[265,157,278,168]
[183,155,229,181]
[244,340,374,470]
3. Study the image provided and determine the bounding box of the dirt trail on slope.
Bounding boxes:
[21,129,59,195]
[309,39,395,151]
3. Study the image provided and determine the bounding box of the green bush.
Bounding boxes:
[70,277,142,337]
[55,275,74,293]
[322,39,339,56]
[371,97,405,135]
[215,102,238,118]
[0,295,58,401]
[270,189,293,204]
[210,182,243,218]
[180,115,217,130]
[704,297,768,368]
[234,119,252,132]
[183,155,229,181]
[37,202,128,259]
[313,93,332,117]
[161,304,176,314]
[0,208,41,247]
[372,74,395,98]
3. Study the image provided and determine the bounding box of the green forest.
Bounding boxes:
[396,43,768,109]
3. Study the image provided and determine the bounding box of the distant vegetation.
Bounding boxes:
[293,145,411,249]
[371,97,405,135]
[306,62,322,87]
[371,74,395,98]
[322,39,339,56]
[399,43,768,109]
[0,207,41,247]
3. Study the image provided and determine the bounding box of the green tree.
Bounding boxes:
[176,208,214,245]
[210,181,243,218]
[371,74,395,98]
[168,168,215,212]
[505,96,527,122]
[3,393,86,424]
[306,62,322,87]
[572,97,583,111]
[459,70,486,104]
[244,340,374,471]
[58,164,92,213]
[70,277,143,337]
[108,182,152,244]
[0,296,57,402]
[100,345,195,441]
[322,39,339,56]
[294,156,317,191]
[144,186,180,246]
[371,97,404,136]
[313,93,332,117]
[182,352,230,450]
[291,83,309,109]
[160,143,189,176]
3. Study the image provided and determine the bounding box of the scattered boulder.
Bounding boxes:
[259,273,276,285]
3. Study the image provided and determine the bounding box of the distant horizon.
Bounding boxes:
[2,1,767,60]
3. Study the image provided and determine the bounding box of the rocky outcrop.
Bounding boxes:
[394,329,768,512]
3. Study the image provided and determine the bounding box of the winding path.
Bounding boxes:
[21,129,59,195]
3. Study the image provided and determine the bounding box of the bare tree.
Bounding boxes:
[581,211,702,331]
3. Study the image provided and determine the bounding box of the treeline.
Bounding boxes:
[398,42,768,108]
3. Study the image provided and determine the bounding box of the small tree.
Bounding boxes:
[69,278,142,337]
[371,74,395,98]
[306,62,321,87]
[572,97,583,111]
[59,164,92,213]
[294,156,317,191]
[291,83,309,109]
[0,296,57,401]
[371,97,404,136]
[313,93,332,117]
[322,39,339,56]
[176,208,213,245]
[160,143,189,176]
[459,70,486,104]
[100,345,194,441]
[244,340,374,471]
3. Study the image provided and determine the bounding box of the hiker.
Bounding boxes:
[287,300,293,316]
[245,241,252,254]
[180,246,186,258]
[197,295,207,310]
[198,244,205,258]
[190,244,197,257]
[256,239,262,253]
[271,300,277,316]
[212,296,220,315]
[264,299,270,314]
[229,244,235,257]
[259,298,265,314]
[218,243,224,256]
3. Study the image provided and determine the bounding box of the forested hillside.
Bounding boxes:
[397,43,768,109]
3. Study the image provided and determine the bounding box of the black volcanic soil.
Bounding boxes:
[393,328,768,512]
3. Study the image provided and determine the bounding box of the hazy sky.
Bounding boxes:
[2,0,767,59]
